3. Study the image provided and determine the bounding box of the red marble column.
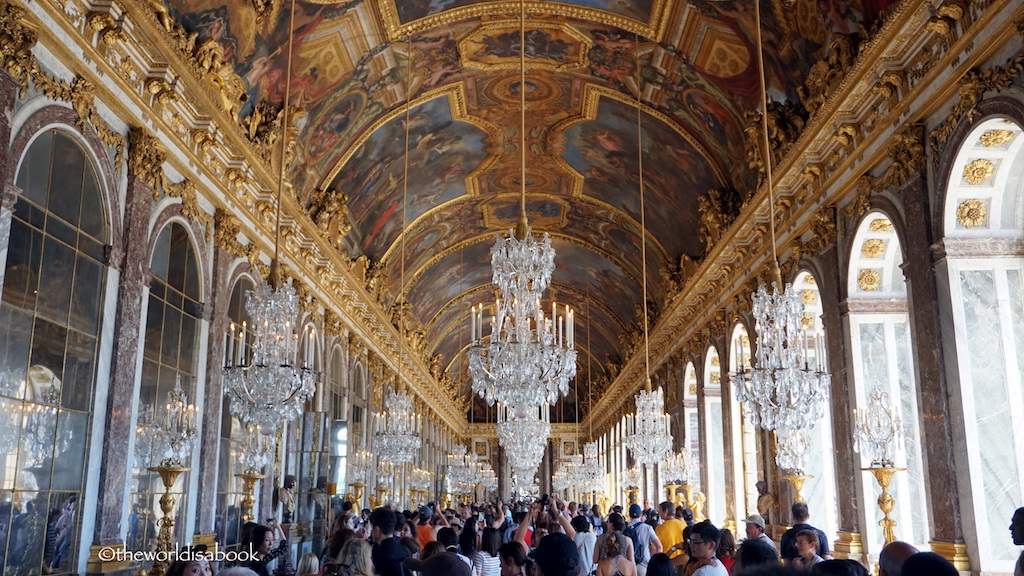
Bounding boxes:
[91,172,154,546]
[899,172,964,549]
[194,247,233,535]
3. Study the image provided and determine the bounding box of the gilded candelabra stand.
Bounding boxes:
[664,483,680,504]
[237,470,265,523]
[369,485,389,508]
[864,466,904,544]
[346,480,366,507]
[147,464,190,576]
[781,474,813,503]
[853,389,905,545]
[625,487,640,505]
[679,484,697,512]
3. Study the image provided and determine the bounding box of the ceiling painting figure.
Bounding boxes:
[559,95,714,260]
[327,95,488,260]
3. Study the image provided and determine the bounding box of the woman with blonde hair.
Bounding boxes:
[337,537,376,576]
[296,553,320,576]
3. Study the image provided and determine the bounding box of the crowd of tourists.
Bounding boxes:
[164,499,1024,576]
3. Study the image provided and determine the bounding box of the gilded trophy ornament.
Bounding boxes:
[956,199,987,228]
[857,269,881,292]
[962,158,996,185]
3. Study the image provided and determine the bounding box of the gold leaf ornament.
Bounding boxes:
[861,238,886,258]
[962,158,995,185]
[956,199,987,228]
[979,129,1015,147]
[857,269,881,291]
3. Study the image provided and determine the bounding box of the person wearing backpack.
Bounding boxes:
[625,504,662,576]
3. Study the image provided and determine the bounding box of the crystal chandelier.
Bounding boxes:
[621,465,642,490]
[773,428,811,474]
[497,403,550,484]
[466,0,577,410]
[661,449,699,485]
[733,284,830,434]
[624,386,673,465]
[154,375,198,467]
[578,441,605,494]
[733,0,831,457]
[853,389,903,467]
[350,449,375,484]
[446,444,477,494]
[223,281,317,433]
[373,388,421,464]
[18,373,73,468]
[222,17,315,434]
[238,422,273,475]
[478,461,498,494]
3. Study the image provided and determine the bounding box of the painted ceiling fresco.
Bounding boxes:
[161,0,897,420]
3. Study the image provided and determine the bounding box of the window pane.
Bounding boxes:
[143,298,163,361]
[2,219,42,311]
[70,253,103,334]
[37,239,75,324]
[151,226,170,280]
[63,331,96,412]
[79,162,105,240]
[0,305,33,382]
[48,135,85,226]
[16,130,54,206]
[30,318,68,384]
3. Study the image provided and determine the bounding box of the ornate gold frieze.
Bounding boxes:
[214,208,247,258]
[980,129,1015,147]
[962,158,995,185]
[956,198,987,228]
[87,12,128,47]
[857,269,881,291]
[129,127,166,188]
[164,179,212,229]
[861,239,886,258]
[0,3,38,96]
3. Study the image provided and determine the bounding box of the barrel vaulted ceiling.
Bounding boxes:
[160,0,897,421]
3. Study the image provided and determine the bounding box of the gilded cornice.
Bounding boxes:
[584,0,1024,435]
[375,0,672,43]
[14,0,467,432]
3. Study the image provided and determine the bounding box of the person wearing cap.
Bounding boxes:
[740,514,777,555]
[406,552,474,576]
[654,502,685,560]
[417,503,450,549]
[627,503,662,576]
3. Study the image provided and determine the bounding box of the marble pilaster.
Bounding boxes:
[91,173,154,547]
[816,242,863,543]
[0,68,22,298]
[194,247,233,534]
[899,172,964,546]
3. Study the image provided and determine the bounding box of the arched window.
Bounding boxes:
[727,325,760,519]
[215,276,254,550]
[702,347,725,525]
[1,129,108,573]
[790,271,838,543]
[847,212,929,552]
[130,221,202,565]
[939,117,1024,572]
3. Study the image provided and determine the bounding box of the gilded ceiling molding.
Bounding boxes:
[319,83,500,199]
[376,0,672,43]
[929,45,1024,165]
[550,83,727,193]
